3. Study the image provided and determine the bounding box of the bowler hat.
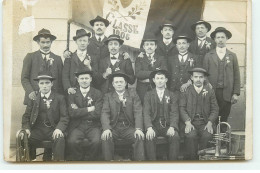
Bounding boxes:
[109,71,130,83]
[188,67,209,76]
[149,69,170,79]
[173,35,192,44]
[33,71,56,81]
[191,20,211,32]
[89,15,110,27]
[73,29,91,41]
[74,68,93,77]
[104,34,124,45]
[33,28,57,41]
[159,20,177,31]
[210,27,232,39]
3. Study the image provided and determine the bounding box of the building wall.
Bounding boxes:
[8,0,248,151]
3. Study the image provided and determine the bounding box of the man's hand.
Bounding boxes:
[180,82,190,92]
[63,50,72,59]
[134,129,144,140]
[52,129,64,139]
[29,91,37,100]
[83,59,91,69]
[185,121,195,134]
[123,52,130,60]
[21,129,31,140]
[103,67,112,79]
[231,94,238,104]
[138,52,144,58]
[166,127,175,137]
[146,127,156,140]
[71,104,78,109]
[87,106,95,112]
[68,88,76,95]
[101,129,112,141]
[208,82,213,89]
[204,121,213,134]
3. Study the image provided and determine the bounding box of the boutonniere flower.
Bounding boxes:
[122,52,130,60]
[205,41,211,50]
[119,96,127,107]
[86,54,91,61]
[226,57,230,64]
[165,96,170,103]
[87,96,93,106]
[138,52,144,58]
[47,57,54,65]
[43,99,53,109]
[188,58,194,67]
[202,89,208,97]
[150,58,156,67]
[115,67,120,71]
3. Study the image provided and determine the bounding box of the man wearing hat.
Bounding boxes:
[66,69,103,161]
[156,20,178,68]
[189,20,216,67]
[62,29,99,95]
[203,27,240,124]
[135,33,167,103]
[179,68,218,160]
[101,71,145,161]
[98,34,135,94]
[169,35,198,93]
[21,28,64,105]
[144,69,180,160]
[21,71,69,161]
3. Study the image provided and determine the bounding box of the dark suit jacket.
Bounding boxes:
[169,52,198,91]
[67,87,103,134]
[101,89,143,130]
[203,48,240,102]
[189,37,216,67]
[143,88,179,131]
[98,54,136,93]
[22,92,69,132]
[21,50,63,105]
[179,85,219,124]
[62,51,99,91]
[87,36,109,63]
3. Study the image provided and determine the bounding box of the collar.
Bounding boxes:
[193,85,203,94]
[95,34,105,41]
[163,38,172,44]
[146,52,155,58]
[40,49,51,54]
[156,88,165,93]
[216,47,227,53]
[116,91,125,97]
[197,36,207,41]
[41,91,51,99]
[80,86,90,93]
[110,53,119,59]
[77,49,87,55]
[179,51,188,56]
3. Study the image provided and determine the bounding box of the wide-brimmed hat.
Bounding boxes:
[73,29,91,41]
[188,67,209,76]
[210,27,232,40]
[109,71,130,83]
[173,35,192,44]
[149,69,170,79]
[104,34,124,45]
[159,20,177,31]
[89,15,110,27]
[74,68,93,77]
[33,71,56,81]
[191,20,211,32]
[33,28,57,41]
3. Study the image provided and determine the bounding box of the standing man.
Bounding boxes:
[169,35,198,93]
[99,34,135,94]
[189,20,216,67]
[156,20,178,69]
[66,69,103,161]
[62,29,99,94]
[135,33,167,103]
[101,71,145,161]
[144,69,180,160]
[21,28,63,105]
[203,27,240,124]
[22,71,69,161]
[179,68,218,160]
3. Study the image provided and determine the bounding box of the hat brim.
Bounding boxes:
[210,29,232,40]
[104,38,124,45]
[188,70,209,76]
[140,39,157,48]
[109,73,130,83]
[73,33,91,41]
[90,18,109,27]
[173,37,192,44]
[74,71,93,77]
[159,24,177,31]
[33,76,56,81]
[33,34,57,42]
[149,69,170,80]
[191,22,211,32]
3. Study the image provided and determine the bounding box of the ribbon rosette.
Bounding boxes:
[205,41,211,50]
[47,57,54,66]
[226,57,230,64]
[202,89,208,97]
[115,67,120,71]
[87,96,93,106]
[165,96,170,103]
[43,99,53,109]
[188,58,194,67]
[150,58,156,67]
[119,96,127,107]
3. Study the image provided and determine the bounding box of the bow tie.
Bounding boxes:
[42,96,47,100]
[40,51,50,56]
[111,56,117,60]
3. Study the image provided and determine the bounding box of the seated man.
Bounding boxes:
[179,68,219,160]
[66,69,103,161]
[144,69,180,160]
[21,71,69,161]
[101,71,145,161]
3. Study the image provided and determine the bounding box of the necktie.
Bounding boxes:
[179,53,187,64]
[111,56,117,60]
[82,91,88,97]
[42,95,47,100]
[41,52,50,61]
[198,39,205,49]
[98,37,101,43]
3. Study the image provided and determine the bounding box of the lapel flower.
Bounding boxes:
[87,96,93,106]
[43,99,53,109]
[123,52,130,60]
[86,54,91,61]
[165,96,170,103]
[187,58,194,67]
[202,89,208,97]
[119,96,127,107]
[205,41,211,50]
[138,52,144,58]
[47,57,54,66]
[226,57,230,64]
[150,58,156,67]
[115,67,120,71]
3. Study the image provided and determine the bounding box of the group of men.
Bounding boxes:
[20,15,240,161]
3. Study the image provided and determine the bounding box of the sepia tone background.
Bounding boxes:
[3,0,249,160]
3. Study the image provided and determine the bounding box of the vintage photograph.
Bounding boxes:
[3,0,252,162]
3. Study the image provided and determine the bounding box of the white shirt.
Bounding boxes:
[146,53,155,59]
[40,49,50,60]
[95,34,105,42]
[116,91,125,101]
[178,52,188,62]
[193,85,203,94]
[110,53,120,65]
[41,91,51,99]
[216,47,227,60]
[77,49,87,62]
[156,88,165,101]
[163,38,172,46]
[197,36,207,48]
[80,86,90,97]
